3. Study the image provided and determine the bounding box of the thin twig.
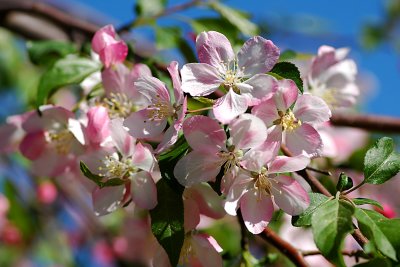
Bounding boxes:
[259,228,309,267]
[237,210,249,251]
[302,249,369,259]
[305,166,332,176]
[331,113,400,133]
[117,0,203,33]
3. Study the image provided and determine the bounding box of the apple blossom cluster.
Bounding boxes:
[0,25,364,265]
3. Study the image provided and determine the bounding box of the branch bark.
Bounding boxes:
[331,113,400,133]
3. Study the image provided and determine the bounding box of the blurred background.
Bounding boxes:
[0,0,399,266]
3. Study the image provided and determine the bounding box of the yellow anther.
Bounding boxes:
[280,110,302,131]
[47,129,74,155]
[103,92,135,118]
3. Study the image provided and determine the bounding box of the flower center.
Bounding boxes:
[103,92,135,118]
[99,155,136,178]
[147,95,175,122]
[279,110,302,131]
[219,60,244,92]
[321,89,339,109]
[218,146,243,174]
[179,235,195,265]
[46,127,74,155]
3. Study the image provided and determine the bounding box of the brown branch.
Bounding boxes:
[118,0,203,33]
[280,145,369,249]
[259,228,309,267]
[302,249,369,259]
[331,113,400,133]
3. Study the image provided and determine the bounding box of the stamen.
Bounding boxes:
[280,110,302,131]
[103,92,134,118]
[147,96,175,122]
[46,128,74,155]
[100,155,136,178]
[179,235,195,265]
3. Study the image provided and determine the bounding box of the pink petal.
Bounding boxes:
[183,115,226,153]
[240,138,280,172]
[173,151,222,187]
[240,189,274,234]
[131,63,152,79]
[196,31,234,69]
[181,63,222,96]
[189,183,225,219]
[99,42,128,68]
[135,76,170,103]
[213,89,248,124]
[92,185,125,216]
[86,106,110,145]
[131,171,157,210]
[124,109,167,139]
[109,118,135,157]
[268,155,310,174]
[271,175,310,215]
[285,123,323,157]
[229,114,267,150]
[192,234,223,266]
[251,98,279,127]
[224,171,252,216]
[184,196,200,232]
[167,61,184,104]
[91,25,116,53]
[22,105,72,133]
[238,36,280,76]
[239,74,278,105]
[132,142,156,173]
[274,79,299,111]
[19,131,47,160]
[293,94,331,125]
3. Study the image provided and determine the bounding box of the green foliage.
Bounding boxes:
[355,209,397,261]
[135,0,167,17]
[269,62,304,93]
[311,198,354,266]
[363,137,400,184]
[353,257,393,267]
[190,17,240,41]
[36,57,101,107]
[79,162,125,188]
[155,26,181,50]
[150,178,184,267]
[292,192,329,227]
[336,172,353,192]
[352,198,384,210]
[27,40,77,66]
[208,2,259,36]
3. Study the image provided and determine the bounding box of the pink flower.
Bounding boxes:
[181,31,279,124]
[252,79,331,157]
[37,181,58,204]
[124,61,187,153]
[91,25,128,68]
[304,45,359,109]
[19,105,85,177]
[174,114,267,187]
[101,63,151,118]
[81,118,159,215]
[224,147,310,234]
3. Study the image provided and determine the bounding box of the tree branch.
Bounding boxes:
[259,227,309,267]
[331,113,400,133]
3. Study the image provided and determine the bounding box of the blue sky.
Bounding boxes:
[69,0,399,116]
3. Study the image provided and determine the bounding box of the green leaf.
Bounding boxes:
[80,161,103,186]
[354,208,397,261]
[352,198,384,210]
[377,219,400,259]
[336,172,353,192]
[135,0,167,17]
[190,17,240,41]
[269,62,304,93]
[100,178,126,188]
[292,193,329,227]
[279,50,297,61]
[311,198,355,266]
[364,137,400,184]
[150,178,184,266]
[36,57,101,107]
[208,2,259,36]
[353,257,392,267]
[27,40,77,66]
[155,26,181,50]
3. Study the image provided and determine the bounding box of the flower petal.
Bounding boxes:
[92,185,125,216]
[196,31,235,69]
[293,94,331,125]
[86,106,110,145]
[229,114,267,150]
[188,183,225,219]
[183,115,226,153]
[251,98,279,127]
[274,79,299,111]
[124,109,167,139]
[268,155,310,174]
[131,142,156,173]
[237,36,280,76]
[167,61,184,104]
[285,124,323,157]
[20,131,47,160]
[181,63,222,96]
[135,76,170,103]
[109,118,135,157]
[224,171,252,215]
[131,171,157,210]
[240,189,274,234]
[239,74,278,105]
[192,234,223,266]
[271,175,310,215]
[213,89,248,124]
[174,151,222,187]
